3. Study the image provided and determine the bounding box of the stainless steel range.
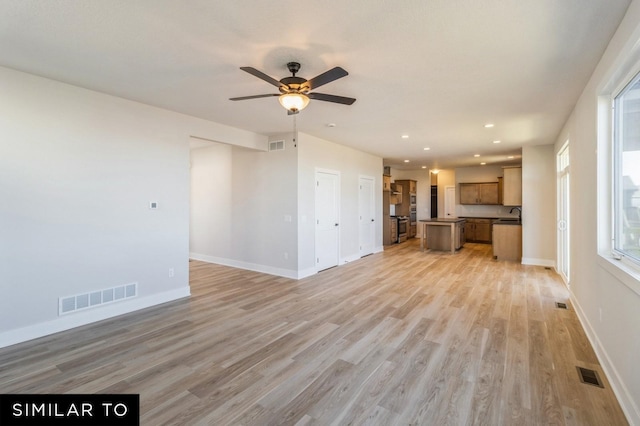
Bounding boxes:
[397,216,409,243]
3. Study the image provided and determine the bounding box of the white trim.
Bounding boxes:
[190,253,299,280]
[597,254,640,296]
[521,257,556,267]
[570,289,640,425]
[340,253,361,265]
[0,287,190,349]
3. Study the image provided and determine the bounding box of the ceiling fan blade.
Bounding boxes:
[306,67,348,90]
[240,67,285,88]
[308,92,356,105]
[229,94,279,101]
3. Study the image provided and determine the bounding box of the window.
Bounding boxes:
[557,142,570,284]
[613,71,640,265]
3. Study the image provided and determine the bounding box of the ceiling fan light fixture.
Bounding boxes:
[279,92,310,113]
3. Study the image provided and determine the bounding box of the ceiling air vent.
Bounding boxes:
[269,140,285,151]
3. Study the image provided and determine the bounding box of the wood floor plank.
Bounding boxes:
[0,240,628,425]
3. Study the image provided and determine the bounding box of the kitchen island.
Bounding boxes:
[419,218,466,254]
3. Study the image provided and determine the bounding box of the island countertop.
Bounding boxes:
[419,218,466,223]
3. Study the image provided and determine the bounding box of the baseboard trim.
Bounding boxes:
[189,253,299,280]
[0,287,191,349]
[521,257,556,267]
[570,291,639,425]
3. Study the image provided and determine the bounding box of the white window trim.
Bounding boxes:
[597,56,640,297]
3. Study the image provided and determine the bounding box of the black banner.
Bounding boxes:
[0,394,139,426]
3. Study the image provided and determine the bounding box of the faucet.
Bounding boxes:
[510,207,522,221]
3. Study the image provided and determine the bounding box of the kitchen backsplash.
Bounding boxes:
[456,204,519,218]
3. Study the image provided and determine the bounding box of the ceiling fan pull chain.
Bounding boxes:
[293,114,297,147]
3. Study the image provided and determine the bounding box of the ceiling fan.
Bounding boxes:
[229,62,356,114]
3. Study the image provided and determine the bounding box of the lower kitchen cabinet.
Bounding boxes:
[493,224,522,261]
[464,218,492,243]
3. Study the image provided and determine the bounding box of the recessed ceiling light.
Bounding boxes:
[484,123,494,128]
[493,140,501,144]
[404,159,410,163]
[480,162,487,165]
[422,166,427,169]
[508,155,514,159]
[424,147,430,151]
[432,169,440,174]
[401,135,409,139]
[474,154,480,157]
[327,123,336,127]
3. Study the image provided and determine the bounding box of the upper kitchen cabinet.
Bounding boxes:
[502,167,522,206]
[383,174,391,191]
[459,182,500,205]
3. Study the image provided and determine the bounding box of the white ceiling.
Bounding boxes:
[0,0,631,170]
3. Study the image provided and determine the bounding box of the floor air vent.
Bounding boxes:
[59,282,137,315]
[577,366,604,388]
[555,302,568,309]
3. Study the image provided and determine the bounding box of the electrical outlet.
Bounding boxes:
[169,268,175,278]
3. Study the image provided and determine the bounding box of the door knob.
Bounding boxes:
[335,223,339,226]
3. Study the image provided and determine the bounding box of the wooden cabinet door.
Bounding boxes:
[503,167,522,206]
[479,183,499,205]
[475,223,492,242]
[464,221,475,240]
[383,175,391,191]
[460,184,479,204]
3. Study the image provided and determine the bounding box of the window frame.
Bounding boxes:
[611,70,640,268]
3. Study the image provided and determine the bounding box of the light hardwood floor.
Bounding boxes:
[0,240,628,425]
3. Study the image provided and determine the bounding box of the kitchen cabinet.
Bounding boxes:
[464,218,492,243]
[383,174,391,191]
[503,167,522,206]
[493,223,522,261]
[390,217,398,244]
[394,179,417,238]
[390,183,402,204]
[459,182,500,205]
[383,190,391,245]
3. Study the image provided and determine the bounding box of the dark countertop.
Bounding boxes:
[493,218,522,226]
[419,218,466,223]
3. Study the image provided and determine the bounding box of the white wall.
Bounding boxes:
[0,66,267,347]
[190,143,232,259]
[554,2,640,423]
[188,134,299,278]
[521,145,556,267]
[298,132,383,277]
[230,134,299,276]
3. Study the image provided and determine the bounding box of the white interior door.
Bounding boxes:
[359,177,375,257]
[316,170,340,271]
[445,186,456,217]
